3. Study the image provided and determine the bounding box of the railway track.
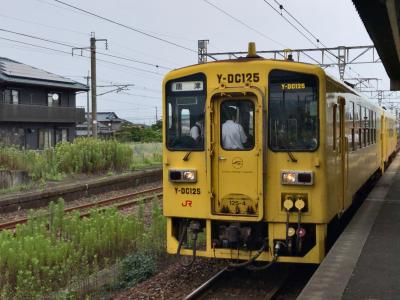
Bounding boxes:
[184,264,290,300]
[0,186,163,231]
[183,262,316,300]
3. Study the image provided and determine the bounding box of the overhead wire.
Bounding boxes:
[0,28,79,48]
[98,97,160,109]
[262,0,320,49]
[202,0,320,64]
[0,36,164,77]
[0,36,70,55]
[0,27,171,70]
[0,13,89,37]
[52,0,197,53]
[203,0,286,48]
[263,0,373,88]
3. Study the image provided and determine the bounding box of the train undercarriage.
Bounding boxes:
[168,217,325,265]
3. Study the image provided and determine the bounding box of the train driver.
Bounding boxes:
[190,112,204,142]
[222,107,248,150]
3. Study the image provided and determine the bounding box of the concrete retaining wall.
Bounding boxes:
[0,170,30,189]
[0,168,162,213]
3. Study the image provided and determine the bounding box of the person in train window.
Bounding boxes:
[190,112,204,142]
[222,107,247,150]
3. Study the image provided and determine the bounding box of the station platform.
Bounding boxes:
[298,155,400,300]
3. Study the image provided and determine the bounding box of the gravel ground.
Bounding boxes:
[0,180,162,224]
[112,259,316,300]
[113,257,226,300]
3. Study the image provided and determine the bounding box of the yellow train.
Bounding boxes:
[162,43,398,265]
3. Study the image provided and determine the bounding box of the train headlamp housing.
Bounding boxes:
[169,169,197,183]
[281,170,314,185]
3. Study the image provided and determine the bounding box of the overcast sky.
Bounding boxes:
[0,0,394,124]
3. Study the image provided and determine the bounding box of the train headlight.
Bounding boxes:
[282,172,297,184]
[169,169,197,183]
[281,171,314,185]
[183,170,196,181]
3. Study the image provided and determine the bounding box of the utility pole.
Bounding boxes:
[84,71,91,137]
[90,34,97,138]
[73,32,107,138]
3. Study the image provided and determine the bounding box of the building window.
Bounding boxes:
[62,129,68,142]
[39,129,54,149]
[4,89,19,104]
[55,128,68,144]
[48,93,60,107]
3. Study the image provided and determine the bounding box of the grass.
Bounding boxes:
[129,142,162,169]
[0,197,166,299]
[0,183,36,195]
[0,139,163,194]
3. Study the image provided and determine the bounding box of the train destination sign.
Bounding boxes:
[171,81,203,92]
[280,82,306,90]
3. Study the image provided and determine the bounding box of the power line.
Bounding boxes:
[95,58,164,76]
[262,0,319,49]
[96,80,161,94]
[120,91,161,99]
[97,97,159,109]
[0,28,79,48]
[202,1,320,64]
[95,51,172,70]
[0,35,165,77]
[0,27,171,70]
[0,36,71,55]
[203,0,286,48]
[273,0,322,46]
[262,0,372,86]
[52,0,196,53]
[0,13,89,37]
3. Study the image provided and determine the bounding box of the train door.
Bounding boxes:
[338,97,348,211]
[211,93,263,220]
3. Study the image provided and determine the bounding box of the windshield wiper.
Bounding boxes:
[183,151,192,161]
[287,151,298,163]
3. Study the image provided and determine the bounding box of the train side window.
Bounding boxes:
[268,70,319,151]
[333,104,337,151]
[180,109,191,135]
[354,103,359,150]
[369,110,373,144]
[366,108,370,145]
[358,105,363,148]
[346,101,355,151]
[165,74,206,151]
[374,112,377,143]
[366,108,369,145]
[168,103,172,129]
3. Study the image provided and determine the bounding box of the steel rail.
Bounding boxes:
[183,263,290,300]
[263,269,290,300]
[78,192,163,218]
[0,186,162,231]
[183,267,228,300]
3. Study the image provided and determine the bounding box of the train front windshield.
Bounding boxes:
[268,70,319,151]
[166,75,206,151]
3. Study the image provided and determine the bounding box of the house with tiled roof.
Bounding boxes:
[0,57,88,149]
[76,112,133,137]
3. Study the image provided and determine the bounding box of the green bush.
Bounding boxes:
[129,143,162,169]
[116,251,157,288]
[0,138,134,183]
[115,121,162,143]
[0,197,166,298]
[55,138,133,174]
